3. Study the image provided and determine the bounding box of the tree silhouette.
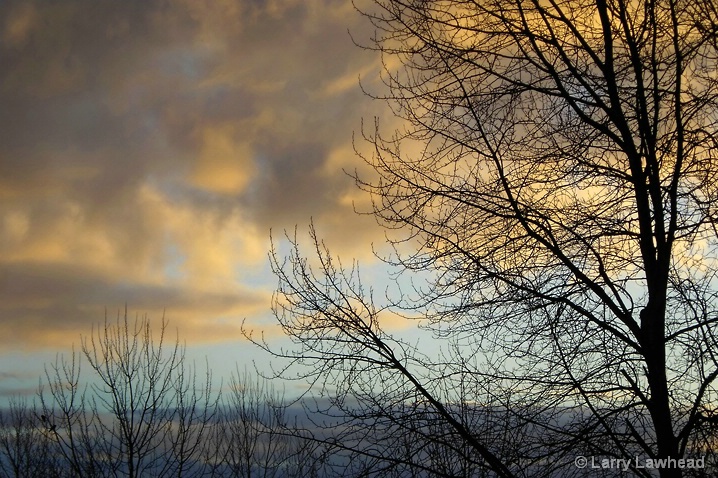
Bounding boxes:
[212,368,292,477]
[1,313,326,478]
[0,398,62,478]
[39,311,219,478]
[258,0,718,476]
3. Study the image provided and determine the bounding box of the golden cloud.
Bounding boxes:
[190,125,257,194]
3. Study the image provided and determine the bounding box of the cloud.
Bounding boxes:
[0,0,394,355]
[0,259,270,348]
[190,125,256,194]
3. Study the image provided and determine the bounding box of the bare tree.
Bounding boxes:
[39,347,105,477]
[3,314,329,478]
[256,0,718,476]
[212,368,290,477]
[39,311,219,477]
[0,398,63,478]
[207,365,334,478]
[263,230,538,477]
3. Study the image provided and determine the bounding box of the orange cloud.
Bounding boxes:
[190,125,256,194]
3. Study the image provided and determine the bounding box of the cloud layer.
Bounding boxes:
[0,0,390,355]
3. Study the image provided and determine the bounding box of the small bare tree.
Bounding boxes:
[210,367,333,478]
[39,311,219,478]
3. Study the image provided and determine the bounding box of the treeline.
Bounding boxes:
[0,314,331,478]
[0,314,496,478]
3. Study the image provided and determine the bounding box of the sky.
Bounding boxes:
[0,0,407,399]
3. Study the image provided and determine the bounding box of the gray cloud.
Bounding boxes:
[0,260,267,349]
[0,0,387,353]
